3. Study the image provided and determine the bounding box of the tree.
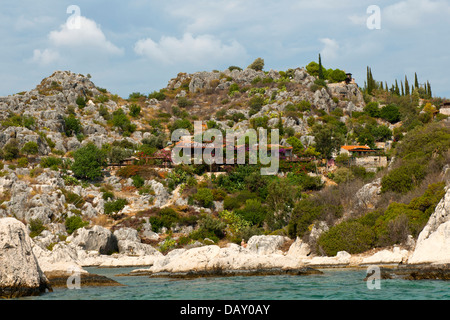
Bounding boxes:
[64,115,82,137]
[71,143,107,180]
[405,76,410,96]
[380,104,401,124]
[414,72,419,89]
[248,58,265,71]
[2,139,20,160]
[312,124,345,159]
[318,54,324,80]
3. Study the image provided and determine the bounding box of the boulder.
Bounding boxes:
[67,225,119,255]
[0,218,51,298]
[408,186,450,265]
[247,235,287,255]
[361,247,410,265]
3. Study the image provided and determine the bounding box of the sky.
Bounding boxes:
[1,0,449,99]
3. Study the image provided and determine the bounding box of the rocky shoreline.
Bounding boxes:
[1,182,449,298]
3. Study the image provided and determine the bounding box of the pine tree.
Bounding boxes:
[405,76,410,96]
[318,54,324,80]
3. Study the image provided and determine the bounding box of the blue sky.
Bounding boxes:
[1,0,450,98]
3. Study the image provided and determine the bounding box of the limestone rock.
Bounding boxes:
[361,247,410,265]
[247,235,288,255]
[67,225,119,255]
[0,218,51,298]
[408,186,450,264]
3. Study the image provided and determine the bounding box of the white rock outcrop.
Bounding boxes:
[408,186,450,265]
[0,218,51,298]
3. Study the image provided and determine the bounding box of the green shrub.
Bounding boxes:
[318,221,376,256]
[235,199,267,226]
[131,175,145,188]
[380,104,401,123]
[29,219,46,238]
[129,104,141,118]
[104,198,128,215]
[64,115,82,137]
[40,156,63,168]
[102,191,115,201]
[189,215,226,242]
[76,96,86,108]
[17,157,29,168]
[219,210,251,235]
[288,198,322,238]
[2,140,20,160]
[21,141,39,156]
[149,208,180,232]
[177,97,194,108]
[65,215,89,235]
[148,90,166,101]
[194,188,214,208]
[381,162,426,194]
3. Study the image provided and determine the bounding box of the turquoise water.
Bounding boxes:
[20,267,450,300]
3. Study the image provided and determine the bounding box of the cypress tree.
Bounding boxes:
[427,81,432,98]
[405,76,410,96]
[414,72,419,89]
[394,80,400,95]
[401,80,404,96]
[385,82,389,92]
[318,54,324,80]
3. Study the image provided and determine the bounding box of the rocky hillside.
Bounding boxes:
[0,62,449,267]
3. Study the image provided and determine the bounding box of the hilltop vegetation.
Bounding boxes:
[0,59,448,256]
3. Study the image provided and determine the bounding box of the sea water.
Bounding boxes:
[20,267,450,300]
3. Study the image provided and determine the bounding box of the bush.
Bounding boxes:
[318,221,376,256]
[21,141,39,156]
[29,219,46,238]
[194,188,214,208]
[190,215,226,242]
[235,199,267,226]
[177,97,194,108]
[17,157,29,168]
[131,175,145,188]
[380,104,401,124]
[104,198,128,215]
[129,104,141,118]
[40,156,63,168]
[288,198,323,238]
[76,96,86,108]
[381,162,426,194]
[149,208,180,232]
[65,215,89,235]
[64,115,82,137]
[2,140,20,160]
[148,90,166,101]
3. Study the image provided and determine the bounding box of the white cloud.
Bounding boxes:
[320,38,339,61]
[383,0,450,28]
[134,33,247,66]
[31,48,60,65]
[48,16,123,55]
